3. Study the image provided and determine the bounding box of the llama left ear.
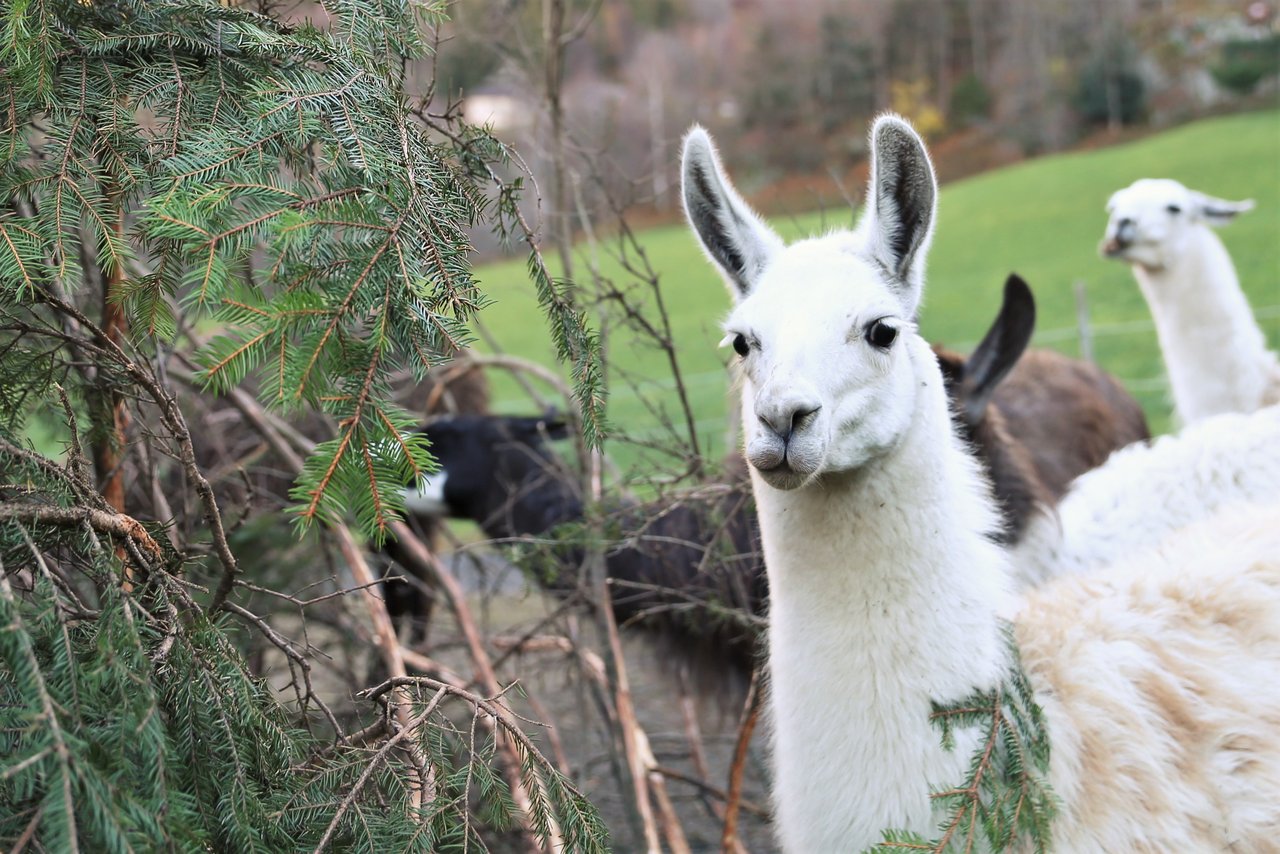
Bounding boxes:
[862,115,937,315]
[681,126,784,299]
[1192,192,1254,227]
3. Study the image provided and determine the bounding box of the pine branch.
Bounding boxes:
[0,2,612,849]
[314,686,449,853]
[0,501,164,561]
[868,627,1057,853]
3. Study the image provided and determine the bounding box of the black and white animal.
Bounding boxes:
[403,277,1148,680]
[406,412,766,679]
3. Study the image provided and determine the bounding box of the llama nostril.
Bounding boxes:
[759,403,822,442]
[792,405,821,432]
[757,411,784,439]
[1115,218,1136,246]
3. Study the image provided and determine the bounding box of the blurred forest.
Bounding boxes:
[432,0,1279,252]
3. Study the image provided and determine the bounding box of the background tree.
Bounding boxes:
[0,0,606,850]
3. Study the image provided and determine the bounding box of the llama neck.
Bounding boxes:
[1134,228,1276,423]
[753,338,1013,853]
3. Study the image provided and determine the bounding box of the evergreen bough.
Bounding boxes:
[869,627,1058,853]
[0,0,609,849]
[0,0,606,544]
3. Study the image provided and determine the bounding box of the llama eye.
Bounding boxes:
[865,319,898,350]
[1166,204,1182,215]
[732,333,750,357]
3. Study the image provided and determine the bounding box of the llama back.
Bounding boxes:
[992,348,1150,497]
[1012,404,1280,585]
[1015,503,1280,850]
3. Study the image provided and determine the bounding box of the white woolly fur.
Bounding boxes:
[683,116,1280,852]
[1102,178,1280,423]
[1013,404,1280,587]
[1018,502,1280,851]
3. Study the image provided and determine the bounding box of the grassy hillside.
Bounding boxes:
[470,110,1280,474]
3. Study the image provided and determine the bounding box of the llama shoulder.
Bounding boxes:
[1012,406,1280,583]
[1014,504,1280,849]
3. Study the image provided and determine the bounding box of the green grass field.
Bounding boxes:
[470,110,1280,475]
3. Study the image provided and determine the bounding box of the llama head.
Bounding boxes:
[404,413,570,519]
[682,114,937,489]
[1101,178,1254,270]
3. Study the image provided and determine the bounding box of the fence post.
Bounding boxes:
[1074,280,1094,363]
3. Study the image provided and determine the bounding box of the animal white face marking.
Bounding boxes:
[685,116,937,489]
[403,471,449,515]
[724,241,923,488]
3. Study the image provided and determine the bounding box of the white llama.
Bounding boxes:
[1013,403,1280,587]
[1101,178,1280,423]
[682,116,1280,852]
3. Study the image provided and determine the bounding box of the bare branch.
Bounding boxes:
[0,501,164,562]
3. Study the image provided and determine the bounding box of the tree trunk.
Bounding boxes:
[967,0,987,80]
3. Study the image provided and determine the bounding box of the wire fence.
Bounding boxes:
[492,303,1280,444]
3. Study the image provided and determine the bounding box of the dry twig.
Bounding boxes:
[722,668,764,853]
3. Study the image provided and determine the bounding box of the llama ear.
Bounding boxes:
[681,126,784,299]
[1192,192,1254,226]
[960,274,1035,425]
[862,115,937,315]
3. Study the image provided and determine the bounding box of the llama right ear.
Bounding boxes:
[1192,192,1254,227]
[681,127,784,299]
[960,274,1035,425]
[862,115,937,316]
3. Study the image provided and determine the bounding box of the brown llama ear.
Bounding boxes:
[960,274,1036,425]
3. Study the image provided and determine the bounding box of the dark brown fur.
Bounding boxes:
[994,349,1151,498]
[934,346,1150,542]
[392,358,491,419]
